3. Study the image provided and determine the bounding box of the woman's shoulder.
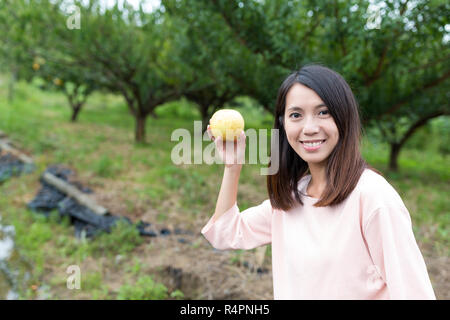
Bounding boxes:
[358,168,394,191]
[356,168,405,212]
[358,168,386,186]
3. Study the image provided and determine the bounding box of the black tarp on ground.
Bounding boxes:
[27,165,162,239]
[0,153,35,183]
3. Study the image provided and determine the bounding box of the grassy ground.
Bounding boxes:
[0,76,448,299]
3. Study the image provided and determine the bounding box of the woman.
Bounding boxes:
[202,64,436,300]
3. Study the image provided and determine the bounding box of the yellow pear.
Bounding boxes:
[209,109,245,141]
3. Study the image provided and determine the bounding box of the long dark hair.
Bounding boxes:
[267,64,382,210]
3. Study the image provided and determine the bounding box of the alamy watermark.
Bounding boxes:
[66,5,81,30]
[66,265,81,290]
[170,121,279,175]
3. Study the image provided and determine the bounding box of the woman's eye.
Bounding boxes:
[289,110,328,119]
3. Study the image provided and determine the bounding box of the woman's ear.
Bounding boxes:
[278,115,284,127]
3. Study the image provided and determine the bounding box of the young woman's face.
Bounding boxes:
[283,83,339,167]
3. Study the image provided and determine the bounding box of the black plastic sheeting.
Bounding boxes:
[0,153,35,183]
[27,165,167,239]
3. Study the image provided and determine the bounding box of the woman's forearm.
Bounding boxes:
[211,164,242,223]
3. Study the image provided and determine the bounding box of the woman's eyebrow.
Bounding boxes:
[287,104,327,112]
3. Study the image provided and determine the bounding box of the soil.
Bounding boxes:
[90,178,275,299]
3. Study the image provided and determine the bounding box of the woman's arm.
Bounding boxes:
[202,125,272,250]
[211,165,242,224]
[363,205,436,299]
[202,196,273,250]
[206,124,246,223]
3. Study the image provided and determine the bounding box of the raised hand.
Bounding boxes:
[207,124,246,167]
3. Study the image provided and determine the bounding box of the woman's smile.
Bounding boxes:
[301,139,326,151]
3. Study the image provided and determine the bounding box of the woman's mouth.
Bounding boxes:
[300,139,326,151]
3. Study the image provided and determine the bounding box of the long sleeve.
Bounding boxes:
[363,204,436,299]
[201,199,272,250]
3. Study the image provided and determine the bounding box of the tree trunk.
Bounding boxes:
[388,142,401,172]
[135,114,147,143]
[387,111,448,172]
[200,104,219,133]
[8,68,17,103]
[199,104,210,133]
[71,104,82,122]
[149,109,158,119]
[201,115,208,133]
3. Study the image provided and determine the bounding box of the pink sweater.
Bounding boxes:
[201,168,436,299]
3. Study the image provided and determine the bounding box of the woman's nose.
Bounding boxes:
[303,117,320,134]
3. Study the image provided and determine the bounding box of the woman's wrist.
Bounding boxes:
[224,164,243,171]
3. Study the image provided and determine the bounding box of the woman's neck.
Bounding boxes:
[307,164,327,198]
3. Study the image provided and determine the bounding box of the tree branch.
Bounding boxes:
[402,54,450,75]
[365,69,450,125]
[211,0,251,50]
[398,110,448,148]
[334,0,347,56]
[363,0,410,86]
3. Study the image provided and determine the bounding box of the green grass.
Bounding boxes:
[117,275,169,300]
[90,220,144,258]
[0,75,448,300]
